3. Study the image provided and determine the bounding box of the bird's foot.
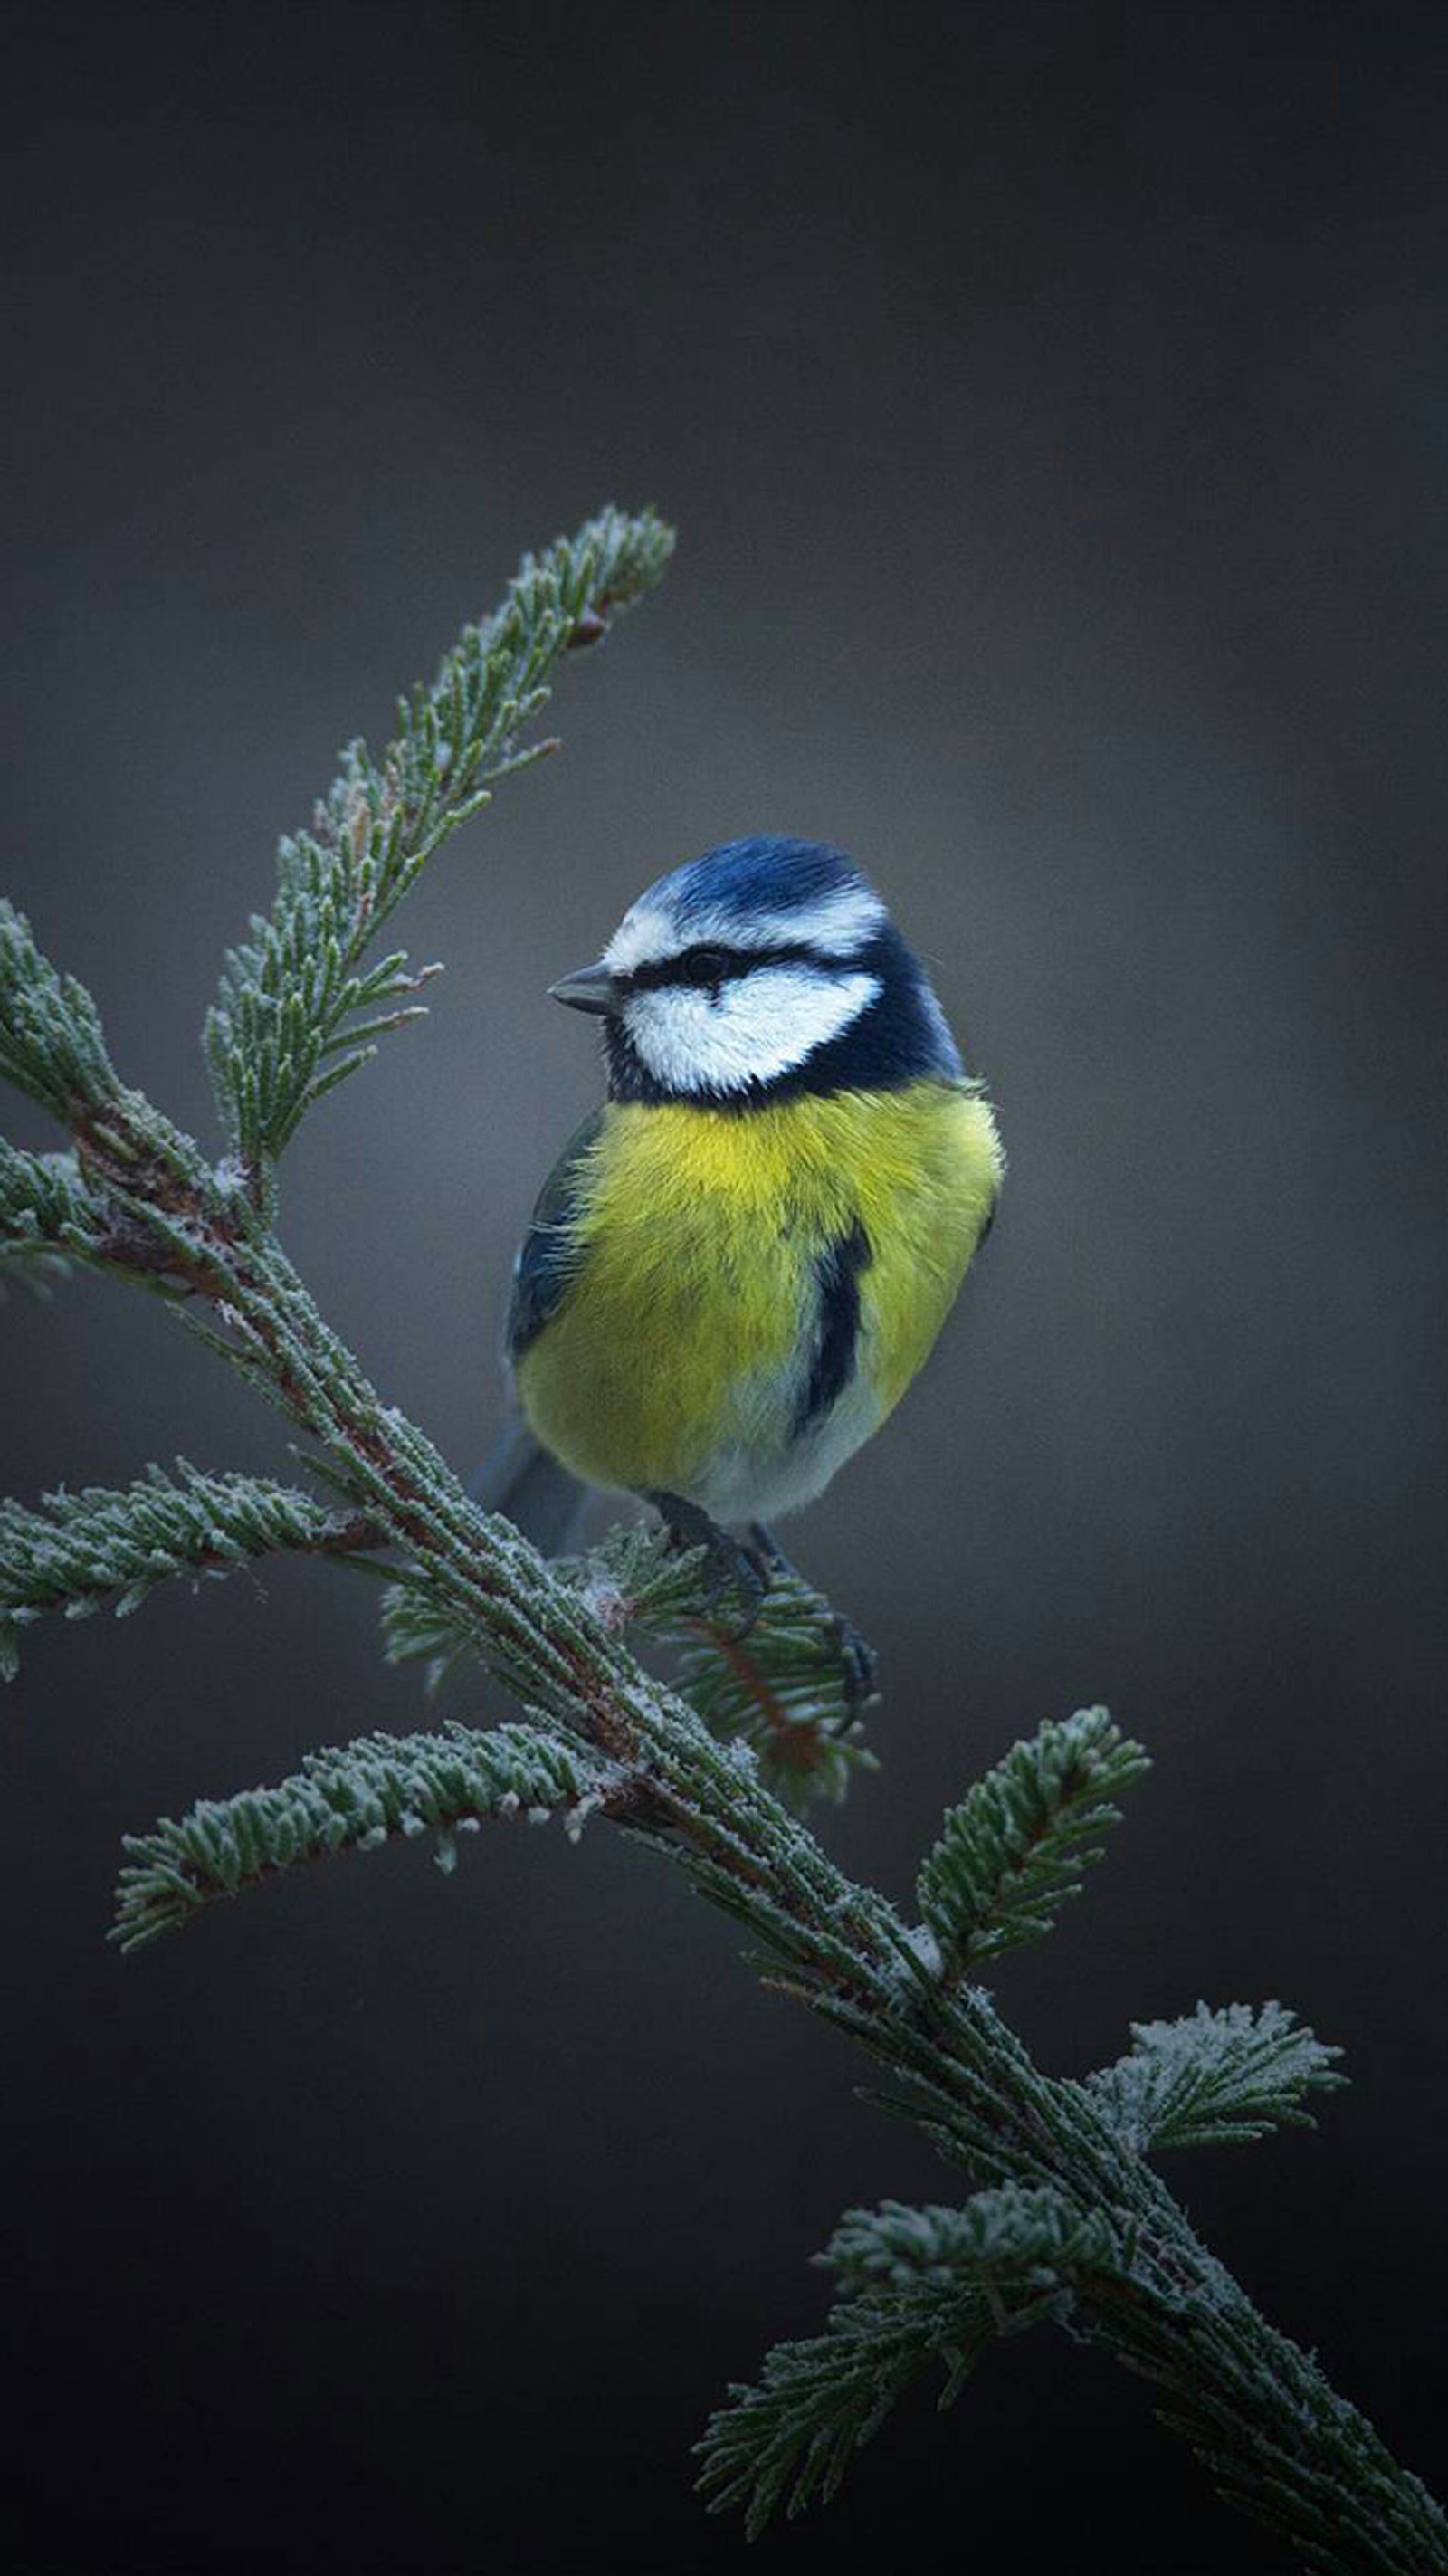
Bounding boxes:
[748,1522,880,1719]
[829,1612,881,1713]
[646,1492,768,1636]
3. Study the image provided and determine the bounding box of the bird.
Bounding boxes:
[483,835,1003,1663]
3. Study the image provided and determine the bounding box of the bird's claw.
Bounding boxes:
[748,1521,880,1718]
[648,1492,769,1637]
[831,1612,881,1713]
[695,1528,768,1636]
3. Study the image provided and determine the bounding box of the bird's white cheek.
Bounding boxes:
[624,968,881,1093]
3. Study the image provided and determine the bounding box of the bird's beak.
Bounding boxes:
[548,961,627,1016]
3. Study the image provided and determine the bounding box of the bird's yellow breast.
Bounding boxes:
[515,1081,1002,1506]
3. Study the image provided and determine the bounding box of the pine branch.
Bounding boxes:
[0,1137,209,1298]
[374,1518,709,1697]
[698,2183,1127,2536]
[0,1464,381,1679]
[205,503,674,1178]
[663,1560,879,1810]
[567,1517,720,1635]
[697,2288,984,2538]
[821,2187,1127,2293]
[1084,2002,1348,2152]
[379,1574,483,1698]
[383,1520,881,1810]
[0,1140,105,1255]
[111,1719,621,1951]
[0,901,121,1122]
[915,1705,1150,1976]
[0,1140,80,1297]
[0,917,238,1288]
[7,505,1443,2571]
[0,1241,70,1299]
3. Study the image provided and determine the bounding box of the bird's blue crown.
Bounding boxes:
[596,835,964,1106]
[657,836,867,932]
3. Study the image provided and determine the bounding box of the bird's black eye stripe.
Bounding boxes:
[628,940,839,994]
[629,943,748,992]
[677,944,734,987]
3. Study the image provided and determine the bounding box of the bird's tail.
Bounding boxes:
[467,1414,591,1560]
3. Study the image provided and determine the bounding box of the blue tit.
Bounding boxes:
[491,835,1003,1591]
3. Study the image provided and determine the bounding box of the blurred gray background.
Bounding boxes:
[2,3,1444,2568]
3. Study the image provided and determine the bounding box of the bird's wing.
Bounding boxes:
[504,1106,607,1364]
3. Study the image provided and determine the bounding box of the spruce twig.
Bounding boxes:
[111,1719,625,1951]
[916,1704,1151,1976]
[1085,2001,1348,2151]
[2,506,1442,2573]
[0,1463,385,1679]
[700,2185,1130,2536]
[205,503,675,1191]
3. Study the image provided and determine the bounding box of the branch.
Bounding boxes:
[111,1719,624,1951]
[0,917,243,1293]
[8,505,1443,2571]
[915,1705,1150,1977]
[1084,2002,1348,2152]
[0,1464,383,1679]
[663,1566,879,1809]
[0,901,121,1122]
[0,1140,104,1256]
[0,1137,207,1298]
[822,2189,1127,2292]
[87,1111,1440,2576]
[698,2184,1129,2536]
[697,2285,984,2539]
[381,1521,882,1811]
[205,503,674,1178]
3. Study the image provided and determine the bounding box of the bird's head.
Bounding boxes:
[548,835,962,1106]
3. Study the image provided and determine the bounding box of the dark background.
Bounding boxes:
[2,3,1444,2568]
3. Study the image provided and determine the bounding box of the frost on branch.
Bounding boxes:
[111,1719,623,1950]
[1084,1999,1347,2152]
[916,1704,1150,1976]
